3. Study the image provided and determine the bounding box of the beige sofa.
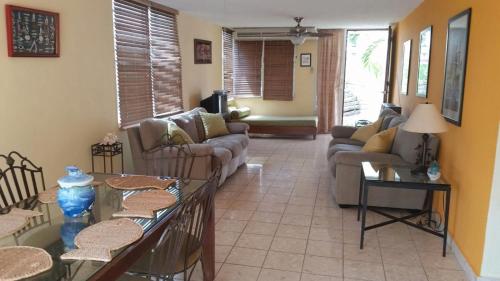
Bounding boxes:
[327,109,440,209]
[127,107,249,185]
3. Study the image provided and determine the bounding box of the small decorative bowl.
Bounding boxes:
[427,171,441,181]
[57,166,96,217]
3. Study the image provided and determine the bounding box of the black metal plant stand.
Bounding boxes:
[91,142,124,174]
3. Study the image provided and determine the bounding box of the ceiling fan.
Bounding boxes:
[234,17,321,45]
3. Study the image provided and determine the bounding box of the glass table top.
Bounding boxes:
[0,173,206,281]
[361,162,447,186]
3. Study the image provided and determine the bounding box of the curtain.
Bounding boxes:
[316,29,345,133]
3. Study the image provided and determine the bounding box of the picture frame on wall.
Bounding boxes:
[442,8,472,126]
[300,53,311,67]
[5,5,60,57]
[400,40,412,95]
[194,39,212,64]
[416,26,432,98]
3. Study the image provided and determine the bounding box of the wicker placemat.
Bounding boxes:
[60,218,143,262]
[0,246,53,281]
[0,208,43,239]
[112,190,177,219]
[105,175,176,190]
[38,181,104,204]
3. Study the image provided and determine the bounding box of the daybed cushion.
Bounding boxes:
[237,115,318,127]
[204,134,249,157]
[229,106,251,119]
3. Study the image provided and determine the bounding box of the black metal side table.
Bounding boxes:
[91,142,124,174]
[358,161,451,257]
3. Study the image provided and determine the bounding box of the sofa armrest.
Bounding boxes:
[334,151,409,167]
[331,126,357,138]
[227,122,249,134]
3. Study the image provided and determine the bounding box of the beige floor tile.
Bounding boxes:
[251,211,282,223]
[258,202,287,213]
[384,264,428,281]
[313,206,342,218]
[308,227,343,242]
[418,251,461,271]
[215,231,241,246]
[424,268,468,281]
[216,191,240,200]
[215,245,233,262]
[229,201,260,211]
[215,208,227,221]
[236,233,273,250]
[223,209,254,221]
[285,205,314,216]
[262,194,290,204]
[276,224,310,239]
[257,268,301,281]
[226,247,267,267]
[263,251,305,272]
[311,216,342,229]
[289,196,316,206]
[306,240,343,258]
[300,273,342,281]
[381,246,421,266]
[267,187,294,196]
[215,199,233,209]
[216,219,248,233]
[215,264,261,281]
[302,255,342,277]
[237,192,265,202]
[343,260,385,281]
[271,237,307,254]
[244,221,279,236]
[343,243,382,263]
[281,213,312,226]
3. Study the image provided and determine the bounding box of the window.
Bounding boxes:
[226,38,294,100]
[222,28,234,94]
[113,0,182,127]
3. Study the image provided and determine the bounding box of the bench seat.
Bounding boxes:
[234,115,318,139]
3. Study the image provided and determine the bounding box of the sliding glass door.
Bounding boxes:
[342,29,389,126]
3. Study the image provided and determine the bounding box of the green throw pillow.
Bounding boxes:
[164,121,194,145]
[199,112,229,139]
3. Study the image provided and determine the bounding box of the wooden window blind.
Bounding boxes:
[222,28,234,94]
[150,7,183,116]
[113,0,182,127]
[233,41,263,97]
[263,41,294,101]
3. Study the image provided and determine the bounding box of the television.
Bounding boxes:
[200,90,228,114]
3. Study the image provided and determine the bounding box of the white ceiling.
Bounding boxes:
[156,0,422,28]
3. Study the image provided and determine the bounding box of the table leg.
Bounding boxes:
[427,191,434,227]
[202,202,215,281]
[360,180,369,250]
[357,172,364,221]
[443,189,451,257]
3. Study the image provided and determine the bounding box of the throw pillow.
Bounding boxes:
[350,118,383,142]
[362,127,398,153]
[199,112,229,139]
[166,121,195,145]
[139,118,169,151]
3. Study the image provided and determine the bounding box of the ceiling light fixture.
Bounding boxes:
[290,35,306,45]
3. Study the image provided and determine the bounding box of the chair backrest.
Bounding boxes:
[0,152,46,209]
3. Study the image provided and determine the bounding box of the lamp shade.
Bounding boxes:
[403,103,448,134]
[290,36,306,45]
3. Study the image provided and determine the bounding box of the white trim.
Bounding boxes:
[447,234,500,281]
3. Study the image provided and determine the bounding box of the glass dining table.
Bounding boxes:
[0,173,216,281]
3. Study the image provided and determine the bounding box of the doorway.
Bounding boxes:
[342,29,389,126]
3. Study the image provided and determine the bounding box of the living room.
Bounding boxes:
[0,0,499,281]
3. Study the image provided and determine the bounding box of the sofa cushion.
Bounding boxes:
[391,125,439,164]
[380,114,399,131]
[170,116,200,143]
[362,127,398,153]
[327,144,362,159]
[139,118,169,151]
[328,138,364,148]
[204,134,249,157]
[388,116,407,128]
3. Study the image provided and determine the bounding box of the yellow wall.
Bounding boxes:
[0,1,223,184]
[391,0,500,274]
[235,39,317,116]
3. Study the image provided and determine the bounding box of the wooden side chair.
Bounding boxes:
[0,151,46,210]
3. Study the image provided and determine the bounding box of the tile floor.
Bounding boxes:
[189,135,468,281]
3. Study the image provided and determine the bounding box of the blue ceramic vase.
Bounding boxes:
[57,166,95,217]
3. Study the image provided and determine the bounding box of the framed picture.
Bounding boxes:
[194,39,212,64]
[300,53,311,67]
[416,26,432,98]
[400,40,412,95]
[5,5,60,57]
[442,8,472,126]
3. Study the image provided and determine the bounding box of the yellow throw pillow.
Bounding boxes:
[350,118,383,142]
[362,127,398,153]
[199,112,229,139]
[166,121,195,145]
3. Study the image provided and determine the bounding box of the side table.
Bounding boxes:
[91,142,124,174]
[358,161,451,256]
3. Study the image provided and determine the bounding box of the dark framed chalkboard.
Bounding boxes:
[5,5,60,57]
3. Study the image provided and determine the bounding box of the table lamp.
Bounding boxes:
[402,103,448,174]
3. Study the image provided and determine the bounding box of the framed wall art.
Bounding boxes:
[300,53,311,67]
[400,40,412,95]
[442,8,472,126]
[194,39,212,64]
[416,26,432,98]
[5,5,60,57]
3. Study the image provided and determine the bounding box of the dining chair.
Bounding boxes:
[0,151,46,210]
[126,164,221,281]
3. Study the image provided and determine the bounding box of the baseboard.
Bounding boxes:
[448,234,500,281]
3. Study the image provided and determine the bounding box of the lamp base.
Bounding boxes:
[411,165,428,175]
